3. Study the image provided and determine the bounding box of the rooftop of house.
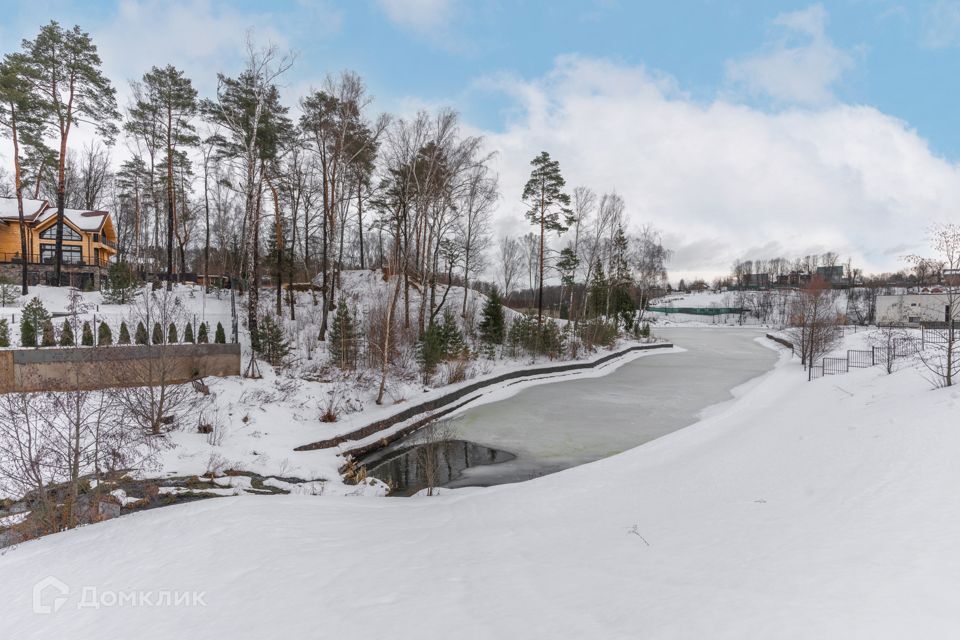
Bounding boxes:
[0,197,109,232]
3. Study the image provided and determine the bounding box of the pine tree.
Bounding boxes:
[522,151,572,325]
[118,321,130,344]
[197,322,209,344]
[418,322,445,385]
[0,53,46,296]
[152,322,163,344]
[41,319,55,346]
[127,65,198,290]
[478,289,506,346]
[98,322,113,345]
[256,314,290,367]
[20,296,49,347]
[328,300,357,369]
[184,322,195,343]
[167,322,178,344]
[439,308,467,358]
[102,261,139,304]
[0,318,10,347]
[134,321,148,345]
[59,319,74,346]
[21,22,119,286]
[214,322,226,344]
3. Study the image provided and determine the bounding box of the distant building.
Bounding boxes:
[816,265,845,285]
[743,273,770,289]
[876,293,953,324]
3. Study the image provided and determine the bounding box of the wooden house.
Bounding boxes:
[0,197,118,288]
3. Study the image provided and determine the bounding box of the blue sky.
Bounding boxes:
[3,0,960,278]
[2,1,958,154]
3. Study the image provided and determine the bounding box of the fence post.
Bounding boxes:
[872,347,875,366]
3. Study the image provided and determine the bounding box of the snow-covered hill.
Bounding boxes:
[3,334,960,638]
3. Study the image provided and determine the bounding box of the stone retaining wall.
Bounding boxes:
[0,343,241,393]
[295,342,674,459]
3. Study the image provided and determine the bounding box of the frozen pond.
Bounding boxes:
[428,327,779,488]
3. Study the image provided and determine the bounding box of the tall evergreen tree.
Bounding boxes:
[21,21,119,285]
[522,151,572,325]
[197,321,209,344]
[0,53,47,294]
[128,65,198,290]
[478,288,506,346]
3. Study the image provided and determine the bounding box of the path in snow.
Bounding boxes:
[437,327,778,488]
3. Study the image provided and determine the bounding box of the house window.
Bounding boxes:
[92,233,100,243]
[39,224,81,241]
[40,244,83,264]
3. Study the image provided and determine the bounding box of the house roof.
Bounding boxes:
[0,197,48,222]
[35,206,108,233]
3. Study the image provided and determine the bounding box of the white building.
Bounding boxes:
[876,293,953,324]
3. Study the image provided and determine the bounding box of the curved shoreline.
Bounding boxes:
[292,342,674,469]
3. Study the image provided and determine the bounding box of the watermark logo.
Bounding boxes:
[30,576,206,614]
[33,576,69,614]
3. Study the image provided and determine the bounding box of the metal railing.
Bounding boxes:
[0,252,110,268]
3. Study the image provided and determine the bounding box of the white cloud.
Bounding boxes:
[921,0,960,48]
[375,0,472,53]
[377,0,455,33]
[725,4,854,106]
[475,55,959,282]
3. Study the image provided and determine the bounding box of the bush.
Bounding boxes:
[135,321,148,345]
[118,321,130,344]
[98,322,113,346]
[578,319,618,350]
[81,321,94,346]
[214,322,226,344]
[41,319,56,347]
[506,314,565,359]
[0,276,18,306]
[197,322,209,344]
[0,318,9,347]
[152,322,164,345]
[184,322,195,343]
[59,320,75,346]
[20,297,49,348]
[167,322,178,344]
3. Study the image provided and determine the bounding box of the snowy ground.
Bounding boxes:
[3,328,959,638]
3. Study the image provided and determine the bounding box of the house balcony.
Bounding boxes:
[0,252,111,269]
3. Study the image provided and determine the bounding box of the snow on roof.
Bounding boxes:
[35,206,108,232]
[0,197,48,221]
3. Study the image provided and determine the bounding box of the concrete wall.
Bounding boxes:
[876,294,950,324]
[0,343,241,393]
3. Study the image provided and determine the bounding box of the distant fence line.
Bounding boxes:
[647,306,746,316]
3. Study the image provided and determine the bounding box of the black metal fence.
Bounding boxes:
[771,332,923,381]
